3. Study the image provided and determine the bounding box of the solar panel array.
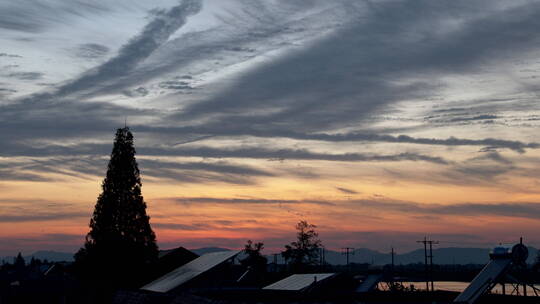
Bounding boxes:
[263,273,336,291]
[141,250,239,293]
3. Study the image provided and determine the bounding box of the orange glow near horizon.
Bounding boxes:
[3,155,540,256]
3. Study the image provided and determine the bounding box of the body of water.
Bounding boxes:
[378,281,540,296]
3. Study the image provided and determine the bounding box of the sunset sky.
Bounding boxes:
[2,0,540,257]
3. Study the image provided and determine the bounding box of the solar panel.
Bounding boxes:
[356,273,383,293]
[263,273,336,291]
[454,258,512,304]
[141,250,239,293]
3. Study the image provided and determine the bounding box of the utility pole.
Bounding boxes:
[390,247,396,288]
[342,247,355,270]
[319,248,325,271]
[418,237,428,291]
[391,247,395,274]
[417,237,438,292]
[428,240,438,291]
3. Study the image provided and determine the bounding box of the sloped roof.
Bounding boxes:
[141,250,239,293]
[263,273,336,291]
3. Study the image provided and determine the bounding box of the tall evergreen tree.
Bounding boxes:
[14,252,25,269]
[75,127,157,286]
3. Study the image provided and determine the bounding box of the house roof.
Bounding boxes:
[263,273,336,291]
[141,250,239,293]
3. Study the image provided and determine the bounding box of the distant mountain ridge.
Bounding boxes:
[0,248,233,264]
[0,251,75,263]
[2,246,537,266]
[187,246,539,265]
[315,247,539,265]
[189,247,231,256]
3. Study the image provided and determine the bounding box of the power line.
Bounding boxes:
[417,237,439,292]
[341,247,355,270]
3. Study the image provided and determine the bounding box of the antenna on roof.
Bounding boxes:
[124,117,127,128]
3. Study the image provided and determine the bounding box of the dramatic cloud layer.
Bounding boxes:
[2,0,540,255]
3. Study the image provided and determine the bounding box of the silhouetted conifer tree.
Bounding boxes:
[14,252,25,269]
[75,127,157,287]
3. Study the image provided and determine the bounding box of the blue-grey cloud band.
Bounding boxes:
[16,0,202,103]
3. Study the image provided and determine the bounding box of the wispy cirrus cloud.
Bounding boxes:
[13,0,201,103]
[0,212,88,223]
[354,198,540,220]
[0,1,110,33]
[0,52,22,58]
[164,195,540,221]
[0,199,89,222]
[7,72,43,80]
[165,196,335,206]
[139,147,450,165]
[0,156,274,184]
[336,187,359,194]
[153,219,262,232]
[132,126,540,153]
[169,0,540,135]
[74,43,110,59]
